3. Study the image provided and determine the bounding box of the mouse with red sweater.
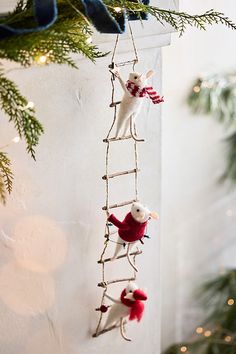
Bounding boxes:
[107,202,158,271]
[103,282,148,341]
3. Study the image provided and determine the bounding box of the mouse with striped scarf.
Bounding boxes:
[111,68,164,140]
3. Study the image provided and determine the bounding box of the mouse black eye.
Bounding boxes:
[134,76,137,79]
[136,209,140,212]
[129,290,132,293]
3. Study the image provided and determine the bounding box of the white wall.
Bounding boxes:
[0,1,179,350]
[161,0,236,350]
[0,53,162,354]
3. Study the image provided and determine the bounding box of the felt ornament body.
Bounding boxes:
[107,202,158,271]
[111,69,164,139]
[103,282,148,340]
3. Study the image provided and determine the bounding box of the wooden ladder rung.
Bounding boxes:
[103,135,132,143]
[102,199,136,211]
[92,323,119,338]
[109,60,138,68]
[98,277,136,288]
[109,101,121,107]
[98,250,142,264]
[92,319,128,338]
[102,168,140,180]
[104,230,117,237]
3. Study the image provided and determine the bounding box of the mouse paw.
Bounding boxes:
[110,68,120,78]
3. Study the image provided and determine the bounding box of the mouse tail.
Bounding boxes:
[130,115,144,142]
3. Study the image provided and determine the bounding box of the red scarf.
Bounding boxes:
[126,80,164,104]
[120,289,146,322]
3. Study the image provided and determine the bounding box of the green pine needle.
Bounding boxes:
[105,1,236,36]
[223,132,236,182]
[0,152,13,204]
[0,1,105,68]
[0,72,44,160]
[188,74,236,184]
[162,270,236,354]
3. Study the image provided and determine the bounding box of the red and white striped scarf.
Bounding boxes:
[126,80,164,104]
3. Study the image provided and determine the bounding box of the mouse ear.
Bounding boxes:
[150,211,159,220]
[146,70,155,79]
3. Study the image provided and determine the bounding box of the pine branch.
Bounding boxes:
[0,152,13,204]
[188,74,236,184]
[0,1,105,67]
[222,132,236,183]
[162,270,236,354]
[1,1,235,65]
[105,1,236,35]
[0,72,44,160]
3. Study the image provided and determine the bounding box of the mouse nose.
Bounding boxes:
[133,289,148,301]
[138,73,145,82]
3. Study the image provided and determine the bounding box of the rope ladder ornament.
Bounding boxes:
[93,23,146,340]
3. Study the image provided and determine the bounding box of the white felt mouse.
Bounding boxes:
[103,282,148,341]
[107,202,158,272]
[111,69,164,140]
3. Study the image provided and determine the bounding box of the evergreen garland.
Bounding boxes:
[107,1,236,36]
[1,0,236,202]
[163,270,236,354]
[188,74,236,183]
